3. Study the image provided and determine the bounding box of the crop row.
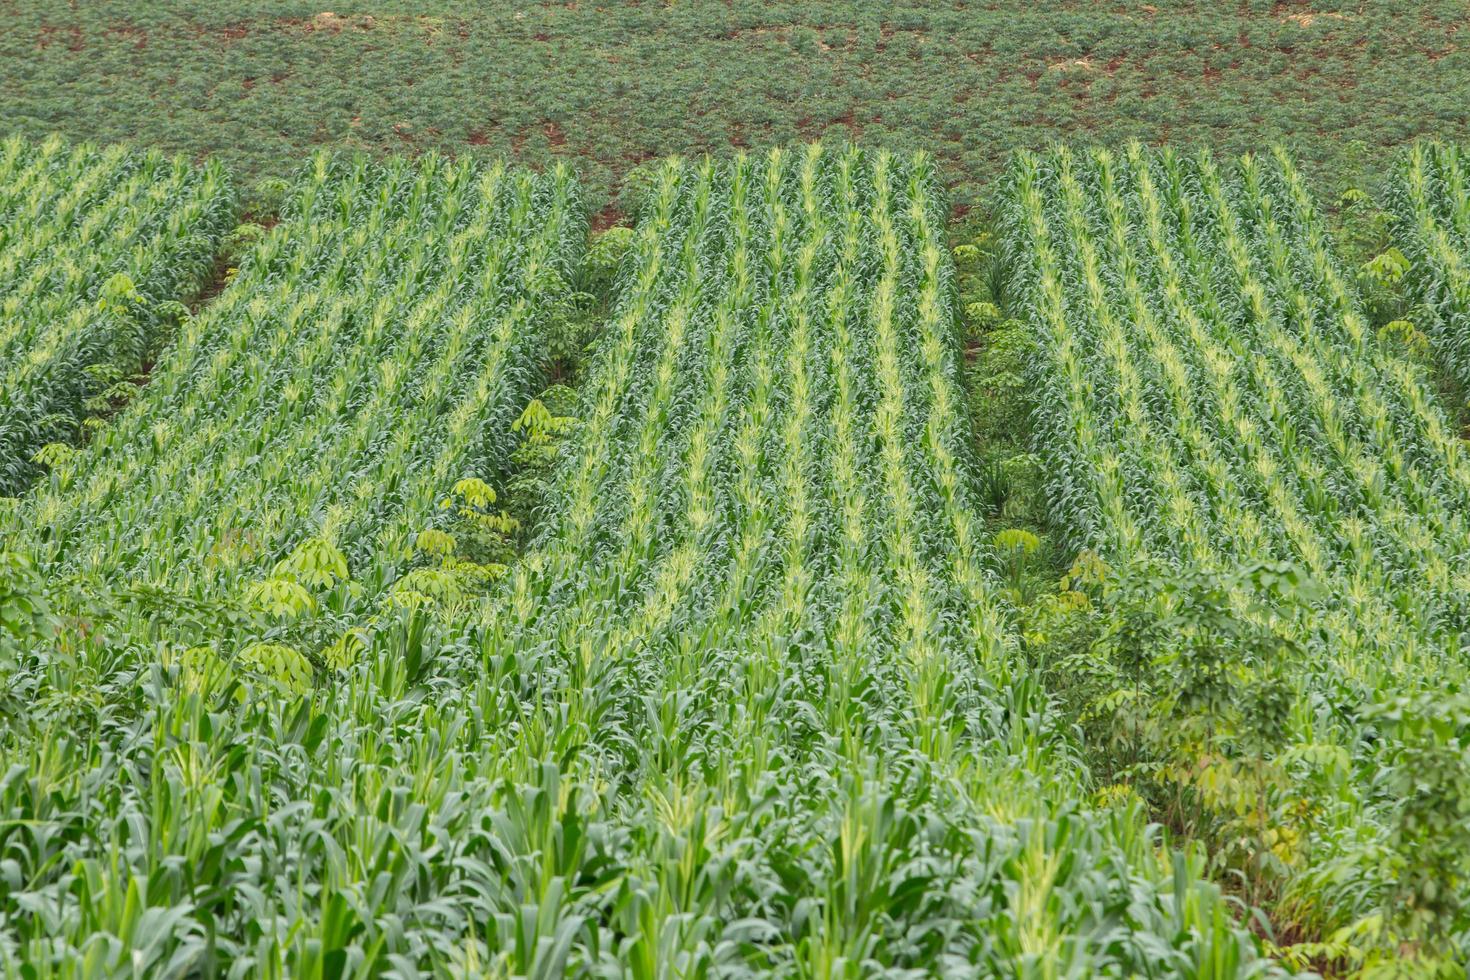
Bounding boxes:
[16,151,583,624]
[0,135,234,496]
[1002,143,1470,965]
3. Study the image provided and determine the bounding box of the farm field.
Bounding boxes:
[3,1,1469,213]
[0,141,1292,978]
[1001,142,1470,972]
[0,136,233,495]
[5,3,1470,976]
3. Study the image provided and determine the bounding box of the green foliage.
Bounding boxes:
[271,535,349,590]
[387,476,520,616]
[224,220,268,258]
[0,135,235,494]
[1363,246,1409,285]
[539,267,599,382]
[993,527,1041,602]
[439,475,517,561]
[582,225,634,299]
[970,321,1037,452]
[1365,693,1470,947]
[450,476,496,509]
[95,272,142,311]
[512,397,577,455]
[2,1,1462,216]
[414,527,458,559]
[1355,246,1422,330]
[1377,318,1432,358]
[1096,560,1314,734]
[235,640,314,694]
[1028,558,1324,915]
[957,218,1062,631]
[21,116,1468,971]
[505,390,580,533]
[243,575,316,620]
[320,627,367,670]
[467,144,1278,976]
[1003,141,1470,965]
[0,550,50,671]
[29,442,76,472]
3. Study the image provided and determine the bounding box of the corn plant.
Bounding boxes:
[0,134,235,495]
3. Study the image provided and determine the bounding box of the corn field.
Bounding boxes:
[13,151,583,634]
[0,144,1291,979]
[0,135,234,495]
[7,132,1470,976]
[1001,143,1470,967]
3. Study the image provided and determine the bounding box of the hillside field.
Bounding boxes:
[5,2,1470,978]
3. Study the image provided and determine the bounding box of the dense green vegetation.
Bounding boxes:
[999,143,1470,973]
[0,144,1295,978]
[4,1,1467,214]
[1385,141,1470,410]
[9,149,585,680]
[6,1,1470,964]
[0,135,233,495]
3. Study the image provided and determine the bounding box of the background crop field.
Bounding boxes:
[4,0,1468,218]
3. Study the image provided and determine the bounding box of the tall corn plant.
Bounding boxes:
[0,135,235,495]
